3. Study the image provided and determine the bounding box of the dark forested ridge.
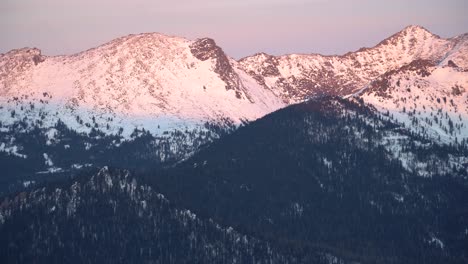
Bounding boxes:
[0,167,297,264]
[1,97,467,263]
[0,121,233,195]
[147,97,468,263]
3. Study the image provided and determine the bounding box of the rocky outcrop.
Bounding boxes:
[190,38,248,100]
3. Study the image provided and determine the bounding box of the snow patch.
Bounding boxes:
[23,180,35,188]
[429,236,445,250]
[43,153,54,166]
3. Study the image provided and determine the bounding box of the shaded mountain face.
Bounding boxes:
[146,97,468,264]
[2,97,466,264]
[0,167,298,264]
[0,121,233,194]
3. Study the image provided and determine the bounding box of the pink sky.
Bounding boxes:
[1,0,467,58]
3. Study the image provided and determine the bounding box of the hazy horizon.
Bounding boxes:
[1,0,467,58]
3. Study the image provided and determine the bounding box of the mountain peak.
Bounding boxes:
[377,25,440,47]
[401,25,432,34]
[402,25,441,39]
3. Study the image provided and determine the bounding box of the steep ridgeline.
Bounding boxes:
[0,33,284,192]
[239,26,467,104]
[149,97,468,264]
[0,167,297,264]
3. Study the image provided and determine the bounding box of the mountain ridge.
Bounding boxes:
[0,32,284,138]
[238,25,466,104]
[0,25,466,185]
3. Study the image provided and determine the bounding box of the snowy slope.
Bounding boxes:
[360,60,468,144]
[439,33,468,68]
[239,26,465,103]
[0,33,284,138]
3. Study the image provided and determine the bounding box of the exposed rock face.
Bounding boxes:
[248,53,281,77]
[0,48,44,94]
[190,38,247,100]
[447,60,458,68]
[366,59,436,97]
[189,38,224,61]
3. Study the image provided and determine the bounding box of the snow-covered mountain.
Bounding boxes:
[238,25,468,143]
[1,25,466,142]
[0,33,284,138]
[359,60,468,143]
[239,25,467,104]
[0,33,287,186]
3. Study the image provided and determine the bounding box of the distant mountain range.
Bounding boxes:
[1,25,468,263]
[1,25,466,142]
[1,24,466,190]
